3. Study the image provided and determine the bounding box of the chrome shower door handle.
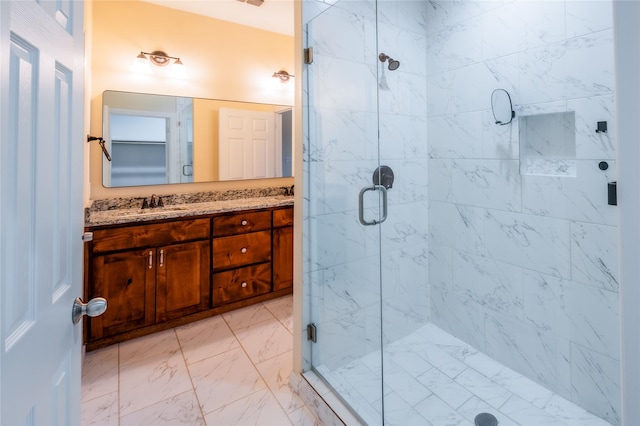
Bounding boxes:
[358,185,388,226]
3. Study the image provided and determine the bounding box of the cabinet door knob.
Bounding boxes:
[241,220,248,226]
[241,282,248,288]
[241,247,247,253]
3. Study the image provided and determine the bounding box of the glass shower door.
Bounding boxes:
[304,0,385,423]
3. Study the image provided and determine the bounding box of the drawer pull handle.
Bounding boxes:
[159,249,164,267]
[241,220,248,226]
[241,247,247,254]
[241,282,248,288]
[148,250,153,269]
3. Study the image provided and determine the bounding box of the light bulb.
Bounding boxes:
[169,58,188,79]
[130,53,152,74]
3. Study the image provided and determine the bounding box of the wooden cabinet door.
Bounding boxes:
[156,240,211,322]
[89,249,156,339]
[273,225,293,291]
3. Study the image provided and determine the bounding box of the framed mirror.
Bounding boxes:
[491,89,515,126]
[102,91,294,188]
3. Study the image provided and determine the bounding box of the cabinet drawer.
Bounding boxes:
[213,211,271,236]
[273,207,293,227]
[213,263,271,305]
[92,219,210,253]
[213,230,271,270]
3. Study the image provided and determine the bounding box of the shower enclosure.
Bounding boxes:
[302,0,620,425]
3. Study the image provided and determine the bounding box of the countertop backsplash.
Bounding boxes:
[85,186,294,227]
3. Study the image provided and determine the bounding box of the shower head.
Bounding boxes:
[379,53,400,71]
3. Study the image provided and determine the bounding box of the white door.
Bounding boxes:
[0,0,85,424]
[219,108,276,180]
[615,1,640,424]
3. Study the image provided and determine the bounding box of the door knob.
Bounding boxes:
[72,297,107,324]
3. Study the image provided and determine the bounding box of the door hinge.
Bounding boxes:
[307,323,317,343]
[304,47,313,64]
[81,232,94,242]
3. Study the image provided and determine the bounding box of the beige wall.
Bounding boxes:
[87,0,294,200]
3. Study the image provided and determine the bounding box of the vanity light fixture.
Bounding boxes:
[272,70,294,82]
[236,0,264,6]
[131,50,187,78]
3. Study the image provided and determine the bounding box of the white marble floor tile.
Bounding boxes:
[175,315,240,365]
[234,316,294,364]
[119,328,181,366]
[119,349,193,416]
[414,394,473,426]
[454,368,515,410]
[222,303,276,331]
[255,351,305,414]
[81,391,119,426]
[379,392,433,426]
[189,346,267,414]
[417,367,474,409]
[263,294,295,333]
[500,394,569,426]
[81,345,119,403]
[457,396,519,426]
[203,388,292,426]
[120,390,205,426]
[287,405,324,426]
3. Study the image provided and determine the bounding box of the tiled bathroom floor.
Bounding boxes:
[314,324,614,426]
[81,295,321,426]
[82,294,615,426]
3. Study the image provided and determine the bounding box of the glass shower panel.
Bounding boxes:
[304,0,384,424]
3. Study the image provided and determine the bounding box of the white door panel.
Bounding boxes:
[219,108,276,180]
[1,1,84,424]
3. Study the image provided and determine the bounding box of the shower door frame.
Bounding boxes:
[301,0,387,423]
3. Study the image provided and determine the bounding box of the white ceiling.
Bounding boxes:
[142,0,294,36]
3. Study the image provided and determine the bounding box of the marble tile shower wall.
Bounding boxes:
[425,1,619,424]
[302,0,430,372]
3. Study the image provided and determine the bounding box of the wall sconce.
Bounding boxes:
[131,50,187,79]
[272,70,294,82]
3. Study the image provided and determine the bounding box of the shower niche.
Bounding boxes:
[519,111,576,177]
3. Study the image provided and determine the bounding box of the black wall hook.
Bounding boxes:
[596,121,608,133]
[87,134,112,162]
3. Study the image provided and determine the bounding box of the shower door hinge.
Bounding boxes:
[304,47,313,64]
[307,323,317,343]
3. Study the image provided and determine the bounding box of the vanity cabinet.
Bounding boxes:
[87,219,210,342]
[273,207,294,291]
[212,210,272,305]
[84,206,293,350]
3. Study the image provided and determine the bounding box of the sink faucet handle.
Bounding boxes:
[149,194,157,208]
[157,196,164,208]
[141,198,149,209]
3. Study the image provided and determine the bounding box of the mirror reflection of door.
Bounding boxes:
[218,107,294,180]
[103,99,194,187]
[106,111,169,186]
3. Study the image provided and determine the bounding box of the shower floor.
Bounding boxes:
[313,323,613,426]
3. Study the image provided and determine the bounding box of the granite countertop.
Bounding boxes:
[85,188,294,227]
